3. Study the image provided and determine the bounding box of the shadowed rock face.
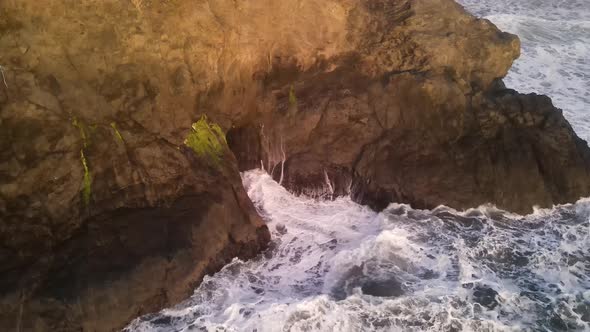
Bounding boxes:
[1,0,589,330]
[221,0,590,213]
[350,82,590,212]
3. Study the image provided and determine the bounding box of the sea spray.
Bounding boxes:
[125,170,590,332]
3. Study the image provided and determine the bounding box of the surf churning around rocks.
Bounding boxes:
[125,170,590,331]
[459,0,590,140]
[125,1,590,331]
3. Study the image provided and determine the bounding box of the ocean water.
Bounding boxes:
[126,171,590,331]
[460,0,590,140]
[125,1,590,331]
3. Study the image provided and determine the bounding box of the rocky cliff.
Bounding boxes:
[1,0,589,331]
[0,1,273,330]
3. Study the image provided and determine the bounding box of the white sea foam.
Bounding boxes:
[125,170,590,331]
[459,0,590,140]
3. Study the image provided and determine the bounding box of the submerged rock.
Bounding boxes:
[472,285,500,310]
[360,279,405,298]
[1,0,589,330]
[332,264,404,299]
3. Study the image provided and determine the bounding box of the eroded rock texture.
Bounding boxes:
[0,1,272,331]
[220,0,590,212]
[1,0,589,330]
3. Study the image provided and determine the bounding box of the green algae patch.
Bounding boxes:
[184,115,227,166]
[289,85,297,108]
[72,117,89,148]
[110,122,124,142]
[73,117,92,206]
[80,149,92,206]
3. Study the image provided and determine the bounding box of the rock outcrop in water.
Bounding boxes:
[1,0,589,330]
[223,0,590,213]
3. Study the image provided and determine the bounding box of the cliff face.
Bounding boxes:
[1,0,589,330]
[217,0,590,212]
[0,1,273,330]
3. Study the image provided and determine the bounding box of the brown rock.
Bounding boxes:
[222,0,590,214]
[352,88,590,213]
[0,2,271,331]
[1,0,590,330]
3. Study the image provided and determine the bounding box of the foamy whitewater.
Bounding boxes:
[460,0,590,140]
[125,1,590,331]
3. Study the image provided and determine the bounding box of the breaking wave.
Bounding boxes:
[125,170,590,332]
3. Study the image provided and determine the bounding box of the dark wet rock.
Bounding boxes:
[493,248,530,268]
[448,320,463,332]
[575,303,590,323]
[547,283,563,296]
[418,269,439,280]
[352,88,590,214]
[521,290,551,304]
[332,264,404,299]
[360,279,404,298]
[320,239,338,250]
[252,287,265,295]
[473,285,500,309]
[276,224,288,235]
[522,280,540,292]
[150,316,173,326]
[549,314,569,331]
[462,282,474,290]
[331,265,364,300]
[369,317,392,329]
[388,205,409,216]
[239,308,254,318]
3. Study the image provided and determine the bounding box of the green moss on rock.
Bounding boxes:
[184,115,227,165]
[289,85,297,108]
[80,149,91,206]
[110,122,124,142]
[72,117,89,148]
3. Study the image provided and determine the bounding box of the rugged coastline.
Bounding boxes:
[1,0,589,330]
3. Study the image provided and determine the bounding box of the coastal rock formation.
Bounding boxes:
[352,88,590,212]
[1,0,589,330]
[0,2,273,330]
[220,0,590,213]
